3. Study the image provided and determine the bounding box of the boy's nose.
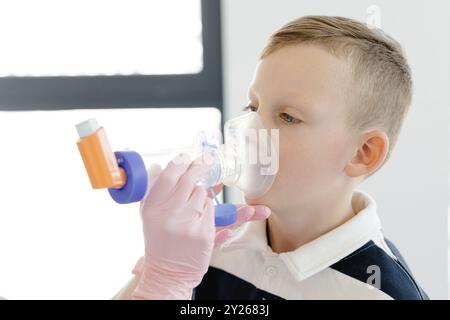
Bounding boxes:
[257,110,276,130]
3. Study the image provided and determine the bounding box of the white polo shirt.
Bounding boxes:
[195,191,428,300]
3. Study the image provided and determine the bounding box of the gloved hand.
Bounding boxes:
[133,156,270,299]
[131,198,271,278]
[132,154,216,300]
[131,200,271,274]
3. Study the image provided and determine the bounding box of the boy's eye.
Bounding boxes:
[242,106,301,125]
[242,105,258,112]
[279,112,301,124]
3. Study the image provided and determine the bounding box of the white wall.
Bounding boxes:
[221,0,449,299]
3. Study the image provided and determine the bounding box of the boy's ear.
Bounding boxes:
[345,130,389,178]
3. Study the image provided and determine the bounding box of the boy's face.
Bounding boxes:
[245,44,358,212]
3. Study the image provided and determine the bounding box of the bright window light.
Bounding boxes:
[0,0,203,77]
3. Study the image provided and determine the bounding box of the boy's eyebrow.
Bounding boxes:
[248,86,309,115]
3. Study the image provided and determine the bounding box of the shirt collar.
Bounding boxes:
[220,191,382,281]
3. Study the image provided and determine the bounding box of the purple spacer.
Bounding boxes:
[108,151,148,204]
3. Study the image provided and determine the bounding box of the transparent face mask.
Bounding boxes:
[222,112,279,198]
[135,112,279,199]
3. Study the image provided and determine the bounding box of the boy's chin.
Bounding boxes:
[244,189,285,211]
[244,194,271,206]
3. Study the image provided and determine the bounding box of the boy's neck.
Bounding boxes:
[267,192,356,253]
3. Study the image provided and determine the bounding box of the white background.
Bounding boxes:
[221,0,449,299]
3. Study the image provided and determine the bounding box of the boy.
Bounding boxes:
[193,15,428,300]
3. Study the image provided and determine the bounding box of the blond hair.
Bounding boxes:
[261,15,412,160]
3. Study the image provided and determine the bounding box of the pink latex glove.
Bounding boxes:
[132,156,272,300]
[132,154,216,300]
[132,197,271,277]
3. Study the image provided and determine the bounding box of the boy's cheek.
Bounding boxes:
[276,142,344,187]
[265,132,347,191]
[246,161,329,209]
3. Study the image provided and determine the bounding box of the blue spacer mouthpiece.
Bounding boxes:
[108,151,148,204]
[214,203,237,227]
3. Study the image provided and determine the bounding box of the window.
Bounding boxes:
[0,0,223,299]
[0,0,222,110]
[0,0,203,77]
